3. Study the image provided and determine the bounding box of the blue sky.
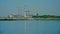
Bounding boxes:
[0,0,60,16]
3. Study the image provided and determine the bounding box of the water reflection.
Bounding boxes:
[0,20,60,34]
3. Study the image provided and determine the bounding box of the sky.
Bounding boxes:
[0,0,60,16]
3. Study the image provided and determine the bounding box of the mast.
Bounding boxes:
[24,7,30,17]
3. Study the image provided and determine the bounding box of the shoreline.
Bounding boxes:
[0,18,60,21]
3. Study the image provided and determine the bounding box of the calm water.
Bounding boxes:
[0,20,60,34]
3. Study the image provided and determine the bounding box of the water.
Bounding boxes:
[0,20,60,34]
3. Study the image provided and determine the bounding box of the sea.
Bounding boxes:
[0,20,60,34]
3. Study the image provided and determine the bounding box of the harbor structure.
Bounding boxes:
[6,7,32,19]
[0,7,60,20]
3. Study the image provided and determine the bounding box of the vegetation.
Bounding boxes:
[32,14,60,18]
